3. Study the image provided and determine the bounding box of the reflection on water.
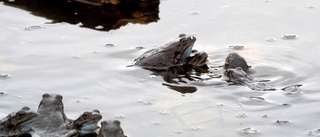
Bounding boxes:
[145,65,210,94]
[2,0,159,31]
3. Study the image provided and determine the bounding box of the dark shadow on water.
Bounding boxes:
[150,65,210,94]
[1,0,159,31]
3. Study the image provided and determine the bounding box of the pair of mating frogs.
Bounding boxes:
[134,34,302,91]
[0,93,126,137]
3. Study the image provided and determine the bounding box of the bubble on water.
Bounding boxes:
[74,12,78,15]
[149,74,157,78]
[24,25,43,31]
[275,120,290,125]
[236,114,248,118]
[135,46,144,49]
[95,25,104,29]
[307,5,315,9]
[153,122,160,125]
[77,22,83,26]
[72,55,81,59]
[159,111,168,115]
[0,91,7,96]
[0,74,9,78]
[229,45,244,50]
[261,114,269,118]
[282,34,297,40]
[190,11,199,15]
[266,38,276,42]
[191,127,200,130]
[239,127,258,134]
[143,101,153,105]
[105,44,115,47]
[308,129,320,136]
[115,114,125,119]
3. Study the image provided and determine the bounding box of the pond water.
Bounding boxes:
[1,0,320,136]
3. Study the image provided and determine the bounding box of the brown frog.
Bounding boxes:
[98,120,126,137]
[32,93,78,137]
[0,106,37,136]
[67,109,102,136]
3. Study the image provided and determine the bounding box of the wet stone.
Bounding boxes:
[229,45,244,50]
[239,127,258,134]
[282,34,297,40]
[24,25,43,30]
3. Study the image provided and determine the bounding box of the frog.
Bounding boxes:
[134,34,197,70]
[224,52,250,73]
[67,109,102,136]
[223,53,276,91]
[184,50,208,68]
[98,120,127,137]
[32,93,78,137]
[0,106,37,137]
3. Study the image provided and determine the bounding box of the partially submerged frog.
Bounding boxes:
[185,50,208,68]
[134,34,197,70]
[98,120,127,137]
[32,93,78,137]
[0,106,37,136]
[67,109,102,135]
[224,52,250,73]
[224,53,275,91]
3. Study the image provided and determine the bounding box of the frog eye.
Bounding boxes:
[16,111,26,118]
[56,95,63,100]
[82,112,91,119]
[180,39,187,44]
[43,93,50,98]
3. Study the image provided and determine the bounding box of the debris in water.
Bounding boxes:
[282,34,297,40]
[105,44,115,47]
[229,45,244,50]
[24,25,43,30]
[239,127,258,134]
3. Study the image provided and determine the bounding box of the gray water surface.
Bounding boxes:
[1,0,320,137]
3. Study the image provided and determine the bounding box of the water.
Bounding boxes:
[1,0,320,136]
